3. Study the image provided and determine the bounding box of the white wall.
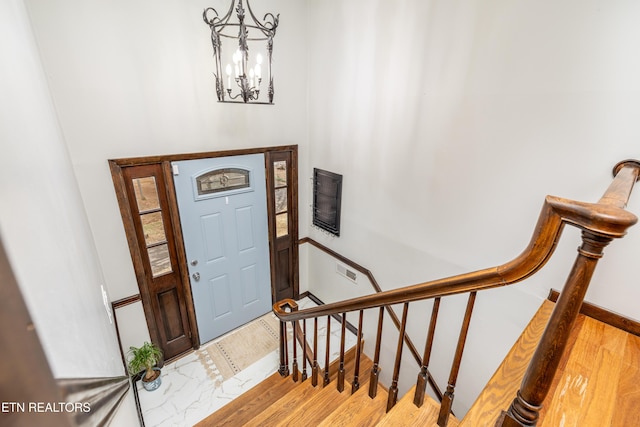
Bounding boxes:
[305,0,640,415]
[0,0,124,380]
[25,0,309,300]
[24,0,309,352]
[11,0,640,420]
[0,1,140,423]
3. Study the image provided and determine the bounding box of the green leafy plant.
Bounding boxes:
[127,342,163,381]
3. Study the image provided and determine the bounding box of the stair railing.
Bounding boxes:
[274,159,640,427]
[298,237,445,401]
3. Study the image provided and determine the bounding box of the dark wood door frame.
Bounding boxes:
[266,149,300,302]
[110,145,299,357]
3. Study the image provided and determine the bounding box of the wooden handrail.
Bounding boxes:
[298,237,444,400]
[275,159,639,426]
[299,238,423,365]
[275,161,638,321]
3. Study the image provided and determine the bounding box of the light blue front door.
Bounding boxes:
[172,154,272,344]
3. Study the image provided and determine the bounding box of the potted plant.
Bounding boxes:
[127,341,163,392]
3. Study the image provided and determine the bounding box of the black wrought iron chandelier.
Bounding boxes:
[203,0,279,104]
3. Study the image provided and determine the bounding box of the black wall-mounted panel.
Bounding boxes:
[313,168,342,236]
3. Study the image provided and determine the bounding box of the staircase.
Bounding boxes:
[193,160,640,427]
[196,296,640,426]
[195,346,461,427]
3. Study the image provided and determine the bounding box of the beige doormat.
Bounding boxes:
[198,312,282,383]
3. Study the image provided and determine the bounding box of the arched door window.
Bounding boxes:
[195,168,250,196]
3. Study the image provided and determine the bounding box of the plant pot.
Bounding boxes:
[141,367,162,392]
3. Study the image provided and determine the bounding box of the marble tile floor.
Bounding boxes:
[137,297,357,427]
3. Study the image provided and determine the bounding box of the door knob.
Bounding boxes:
[192,272,200,281]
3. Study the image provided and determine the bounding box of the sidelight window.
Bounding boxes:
[274,161,288,237]
[132,176,172,277]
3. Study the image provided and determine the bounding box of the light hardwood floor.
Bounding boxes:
[539,313,640,426]
[462,299,640,427]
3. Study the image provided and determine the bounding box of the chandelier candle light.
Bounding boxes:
[203,0,279,104]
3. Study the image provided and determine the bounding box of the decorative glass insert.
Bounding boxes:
[133,177,160,212]
[148,244,172,277]
[141,212,167,246]
[274,161,287,186]
[276,213,288,238]
[196,168,250,195]
[275,188,287,214]
[273,160,289,237]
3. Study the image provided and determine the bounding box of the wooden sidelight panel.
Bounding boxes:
[158,288,186,342]
[266,149,299,301]
[117,163,194,361]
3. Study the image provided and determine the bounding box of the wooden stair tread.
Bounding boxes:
[313,344,372,389]
[198,344,375,427]
[320,340,361,383]
[279,382,353,426]
[377,386,460,427]
[340,351,374,389]
[279,355,375,425]
[194,372,298,427]
[317,384,389,427]
[460,299,555,426]
[242,379,322,427]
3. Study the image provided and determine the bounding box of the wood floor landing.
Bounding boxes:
[462,299,640,426]
[538,312,640,426]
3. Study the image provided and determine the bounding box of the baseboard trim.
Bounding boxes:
[548,289,640,337]
[298,291,310,300]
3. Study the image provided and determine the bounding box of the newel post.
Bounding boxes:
[276,299,298,377]
[498,160,640,426]
[498,231,612,426]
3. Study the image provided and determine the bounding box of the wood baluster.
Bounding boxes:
[278,319,290,377]
[369,306,385,398]
[386,303,409,412]
[352,310,364,393]
[301,319,308,381]
[414,297,441,406]
[323,315,331,386]
[312,317,319,386]
[337,313,347,392]
[438,292,477,427]
[291,320,299,382]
